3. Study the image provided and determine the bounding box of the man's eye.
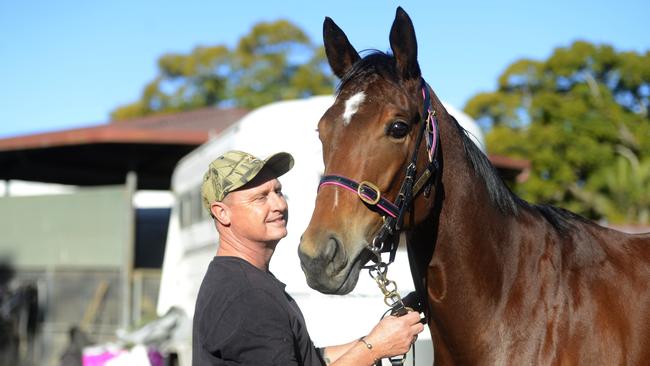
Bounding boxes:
[386,120,410,139]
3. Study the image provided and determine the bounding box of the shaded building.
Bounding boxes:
[0,106,247,365]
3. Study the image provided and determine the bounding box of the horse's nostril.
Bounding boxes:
[298,234,346,278]
[324,236,340,261]
[326,236,349,273]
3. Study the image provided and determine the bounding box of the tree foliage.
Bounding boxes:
[111,20,334,120]
[465,41,650,224]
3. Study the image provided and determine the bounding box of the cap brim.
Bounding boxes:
[262,152,294,178]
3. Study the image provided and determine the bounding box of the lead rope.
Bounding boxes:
[367,248,415,366]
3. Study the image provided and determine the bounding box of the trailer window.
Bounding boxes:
[179,187,211,228]
[192,188,204,224]
[179,191,192,228]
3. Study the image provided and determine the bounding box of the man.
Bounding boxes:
[193,150,424,366]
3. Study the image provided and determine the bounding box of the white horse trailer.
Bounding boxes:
[157,95,484,366]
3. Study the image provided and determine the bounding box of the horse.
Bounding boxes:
[298,7,650,365]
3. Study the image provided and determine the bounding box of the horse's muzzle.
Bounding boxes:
[298,234,357,294]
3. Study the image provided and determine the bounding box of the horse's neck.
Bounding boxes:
[417,158,515,302]
[415,111,522,360]
[432,112,517,276]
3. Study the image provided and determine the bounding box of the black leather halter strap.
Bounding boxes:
[319,175,400,218]
[318,78,440,264]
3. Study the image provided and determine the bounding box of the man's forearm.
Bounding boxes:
[322,340,357,364]
[322,338,377,366]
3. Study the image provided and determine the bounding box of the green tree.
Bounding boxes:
[465,41,650,224]
[570,149,650,225]
[111,20,334,120]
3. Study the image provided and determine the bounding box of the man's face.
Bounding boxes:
[223,172,289,245]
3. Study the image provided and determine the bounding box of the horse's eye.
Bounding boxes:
[387,121,410,139]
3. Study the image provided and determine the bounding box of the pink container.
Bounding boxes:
[82,347,126,366]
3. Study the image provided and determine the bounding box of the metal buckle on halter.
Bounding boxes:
[426,109,436,163]
[427,108,435,126]
[357,181,381,205]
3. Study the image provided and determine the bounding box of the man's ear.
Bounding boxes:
[210,201,231,226]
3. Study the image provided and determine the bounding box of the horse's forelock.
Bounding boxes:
[336,51,399,95]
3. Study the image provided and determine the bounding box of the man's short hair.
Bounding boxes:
[201,150,294,211]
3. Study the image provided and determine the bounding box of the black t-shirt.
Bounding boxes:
[192,256,325,366]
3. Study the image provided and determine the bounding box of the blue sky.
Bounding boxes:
[1,0,648,138]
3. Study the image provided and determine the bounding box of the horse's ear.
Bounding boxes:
[389,7,421,80]
[323,17,361,79]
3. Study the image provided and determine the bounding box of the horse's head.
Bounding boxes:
[299,8,439,294]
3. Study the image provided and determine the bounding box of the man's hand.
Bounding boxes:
[363,311,424,360]
[324,311,425,366]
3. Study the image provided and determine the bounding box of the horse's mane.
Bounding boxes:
[338,50,589,233]
[452,116,591,232]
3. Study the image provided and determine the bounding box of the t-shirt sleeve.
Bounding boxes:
[203,288,301,366]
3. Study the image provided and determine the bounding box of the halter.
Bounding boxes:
[318,78,440,264]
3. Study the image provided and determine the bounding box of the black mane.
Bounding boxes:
[452,116,590,232]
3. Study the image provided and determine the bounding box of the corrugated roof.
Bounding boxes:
[0,107,249,189]
[0,107,248,152]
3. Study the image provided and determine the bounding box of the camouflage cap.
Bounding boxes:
[201,150,294,210]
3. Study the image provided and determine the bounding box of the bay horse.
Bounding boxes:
[298,7,650,365]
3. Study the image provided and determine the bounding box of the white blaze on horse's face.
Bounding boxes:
[342,91,366,126]
[333,189,339,209]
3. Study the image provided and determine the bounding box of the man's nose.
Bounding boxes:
[271,192,288,211]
